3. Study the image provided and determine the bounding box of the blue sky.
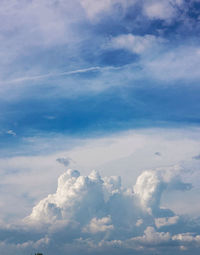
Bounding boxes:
[1,0,200,148]
[1,0,200,254]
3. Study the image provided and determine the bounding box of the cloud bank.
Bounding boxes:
[0,165,198,254]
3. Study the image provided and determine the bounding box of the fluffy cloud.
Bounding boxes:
[0,165,199,254]
[26,169,134,228]
[133,165,192,215]
[172,232,200,243]
[26,166,193,235]
[132,226,171,244]
[83,216,114,233]
[155,216,179,228]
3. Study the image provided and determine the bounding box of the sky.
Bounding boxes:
[1,0,200,254]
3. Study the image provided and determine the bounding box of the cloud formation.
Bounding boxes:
[110,34,161,54]
[0,160,199,255]
[143,0,177,21]
[3,165,193,254]
[56,157,72,167]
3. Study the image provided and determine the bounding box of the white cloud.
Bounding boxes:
[0,0,81,48]
[155,216,179,228]
[172,232,200,243]
[6,130,16,136]
[143,0,177,21]
[136,218,143,227]
[25,165,192,236]
[144,46,200,82]
[26,169,136,227]
[83,216,114,233]
[79,0,135,20]
[2,66,112,85]
[80,0,113,19]
[0,157,200,254]
[1,127,200,223]
[80,0,183,22]
[0,0,85,86]
[110,34,160,54]
[132,226,171,244]
[133,165,191,214]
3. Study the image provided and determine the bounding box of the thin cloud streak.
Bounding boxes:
[1,66,121,85]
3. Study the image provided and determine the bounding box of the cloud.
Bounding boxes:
[80,0,113,19]
[26,169,130,227]
[172,232,200,243]
[0,165,199,254]
[144,46,200,82]
[143,0,177,21]
[110,34,160,54]
[56,157,72,167]
[133,165,192,215]
[1,1,200,254]
[135,218,143,227]
[132,226,171,244]
[1,127,200,223]
[79,0,135,20]
[6,130,16,136]
[83,216,114,233]
[155,216,179,228]
[80,0,184,22]
[2,66,117,85]
[26,166,191,230]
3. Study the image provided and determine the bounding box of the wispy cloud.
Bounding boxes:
[6,130,16,136]
[2,66,121,84]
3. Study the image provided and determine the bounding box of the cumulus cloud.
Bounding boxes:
[133,226,171,244]
[172,232,200,243]
[0,165,199,254]
[155,216,179,228]
[26,165,193,228]
[133,165,192,215]
[83,216,114,233]
[26,169,134,228]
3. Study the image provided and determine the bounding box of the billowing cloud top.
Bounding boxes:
[1,166,192,255]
